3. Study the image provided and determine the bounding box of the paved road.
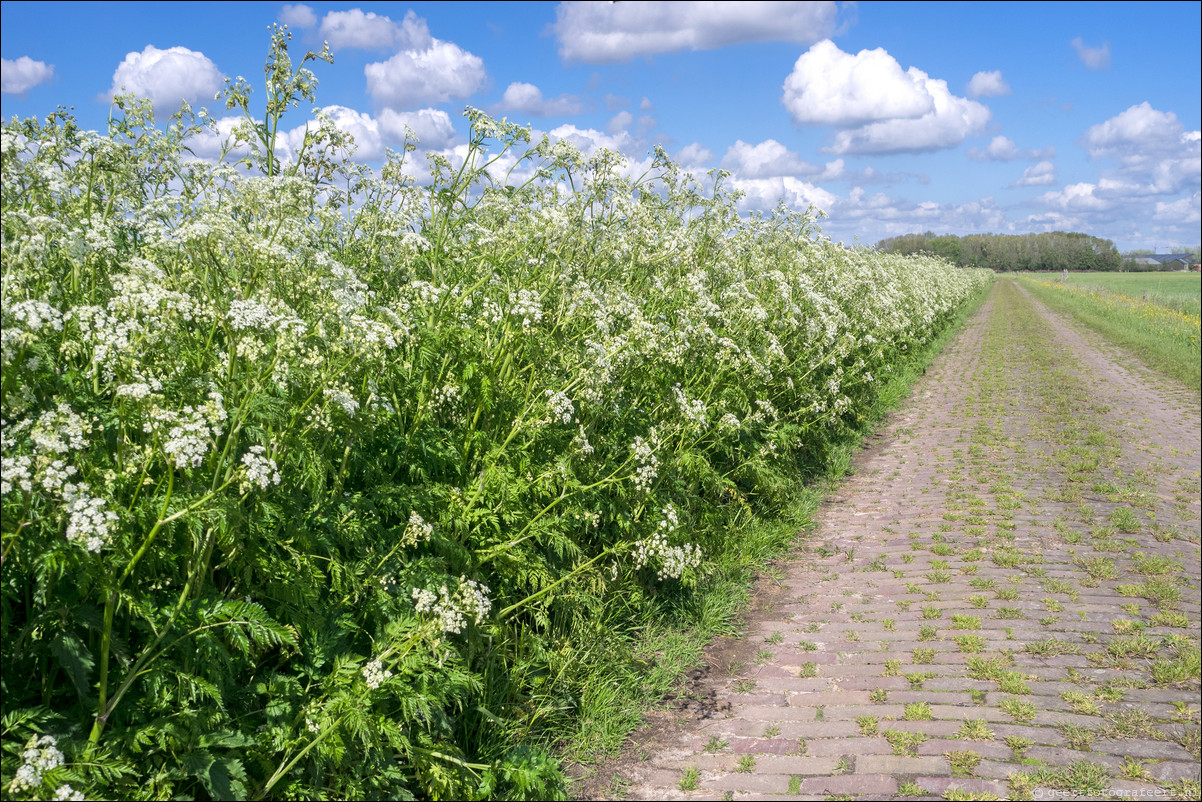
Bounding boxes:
[610,279,1201,801]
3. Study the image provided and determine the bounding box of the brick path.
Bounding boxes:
[611,280,1201,801]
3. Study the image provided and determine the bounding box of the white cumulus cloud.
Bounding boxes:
[104,45,224,115]
[674,142,714,167]
[967,135,1055,162]
[1071,37,1111,69]
[782,41,988,154]
[1011,160,1057,187]
[967,70,1010,97]
[320,9,431,51]
[826,79,990,155]
[782,40,934,127]
[1082,102,1201,193]
[498,82,583,116]
[378,108,457,149]
[1,56,53,95]
[366,38,486,110]
[605,110,634,135]
[553,0,841,63]
[721,139,816,178]
[278,4,317,28]
[733,176,839,214]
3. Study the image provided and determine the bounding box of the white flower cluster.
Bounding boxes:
[143,393,227,469]
[672,384,707,426]
[431,384,461,416]
[631,433,659,493]
[63,485,118,553]
[411,578,492,634]
[239,445,281,492]
[2,299,64,366]
[40,460,78,493]
[362,658,393,689]
[719,413,741,431]
[115,382,158,400]
[325,385,359,418]
[8,734,64,794]
[402,511,433,546]
[53,784,85,801]
[32,404,90,454]
[545,390,575,425]
[2,454,33,496]
[632,532,703,581]
[508,289,542,331]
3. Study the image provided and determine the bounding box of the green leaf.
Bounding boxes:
[50,632,95,704]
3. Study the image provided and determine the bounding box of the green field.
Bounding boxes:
[1017,274,1200,390]
[1059,271,1201,314]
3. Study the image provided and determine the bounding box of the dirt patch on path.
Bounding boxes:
[577,279,1201,801]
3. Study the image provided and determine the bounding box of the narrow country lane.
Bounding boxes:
[608,278,1201,801]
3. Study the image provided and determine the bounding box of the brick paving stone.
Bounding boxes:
[856,755,950,774]
[799,774,898,796]
[614,283,1202,802]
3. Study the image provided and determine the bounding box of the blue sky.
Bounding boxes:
[2,1,1199,251]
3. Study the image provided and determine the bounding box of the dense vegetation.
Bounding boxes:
[877,230,1122,273]
[1,32,991,800]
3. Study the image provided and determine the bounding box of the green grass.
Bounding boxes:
[1017,275,1200,390]
[1058,270,1201,311]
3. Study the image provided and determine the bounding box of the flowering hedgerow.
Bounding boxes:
[0,29,990,802]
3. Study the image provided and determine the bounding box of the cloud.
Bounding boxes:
[553,0,841,63]
[824,77,990,155]
[780,41,989,155]
[605,110,634,135]
[366,38,486,110]
[967,70,1010,97]
[1071,37,1111,69]
[1034,182,1115,212]
[732,176,839,214]
[675,142,714,167]
[1011,160,1057,187]
[1153,193,1201,225]
[104,45,224,115]
[1,56,53,95]
[498,82,584,116]
[279,105,459,162]
[278,4,316,29]
[320,9,431,51]
[721,139,815,178]
[639,96,654,111]
[966,135,1055,162]
[782,40,934,127]
[1082,102,1201,193]
[1084,102,1187,161]
[378,108,457,149]
[603,93,628,110]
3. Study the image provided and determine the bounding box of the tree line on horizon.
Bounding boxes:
[875,230,1128,272]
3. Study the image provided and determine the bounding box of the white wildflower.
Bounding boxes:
[402,511,433,545]
[2,455,34,495]
[53,785,85,801]
[325,385,359,418]
[545,390,574,425]
[362,659,393,689]
[8,734,64,793]
[239,446,281,492]
[64,488,117,552]
[31,404,89,454]
[631,434,659,493]
[411,578,492,634]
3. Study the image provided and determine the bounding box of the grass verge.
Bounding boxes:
[1016,276,1200,390]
